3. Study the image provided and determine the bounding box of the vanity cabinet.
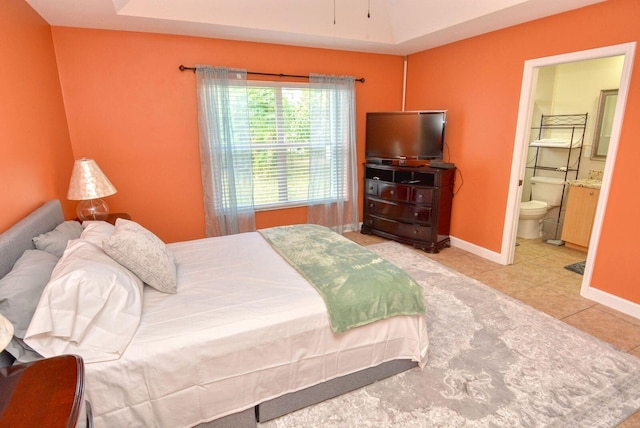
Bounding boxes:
[361,164,455,253]
[561,185,600,252]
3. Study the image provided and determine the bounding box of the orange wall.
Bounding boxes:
[4,0,639,306]
[50,28,404,243]
[0,0,74,232]
[405,0,640,303]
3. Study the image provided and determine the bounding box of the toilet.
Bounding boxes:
[517,176,566,239]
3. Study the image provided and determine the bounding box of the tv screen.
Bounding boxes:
[365,110,447,160]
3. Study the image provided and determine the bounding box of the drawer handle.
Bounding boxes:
[414,212,419,217]
[589,191,594,196]
[390,190,395,195]
[368,219,374,224]
[413,229,419,235]
[417,194,423,199]
[369,203,374,208]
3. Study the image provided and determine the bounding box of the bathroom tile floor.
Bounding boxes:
[345,232,640,427]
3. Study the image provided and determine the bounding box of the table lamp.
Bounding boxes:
[67,158,117,221]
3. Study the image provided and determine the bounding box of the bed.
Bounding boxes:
[0,200,428,427]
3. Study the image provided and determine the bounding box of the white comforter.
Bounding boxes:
[84,232,428,427]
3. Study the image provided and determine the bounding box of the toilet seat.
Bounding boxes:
[520,200,548,217]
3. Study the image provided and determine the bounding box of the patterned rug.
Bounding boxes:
[565,260,586,275]
[260,241,640,428]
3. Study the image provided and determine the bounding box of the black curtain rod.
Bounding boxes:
[179,65,365,83]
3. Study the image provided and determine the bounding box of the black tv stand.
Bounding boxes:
[361,163,455,253]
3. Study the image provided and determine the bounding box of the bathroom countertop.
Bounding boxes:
[567,179,602,189]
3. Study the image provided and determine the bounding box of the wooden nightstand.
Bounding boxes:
[0,355,91,427]
[105,212,131,225]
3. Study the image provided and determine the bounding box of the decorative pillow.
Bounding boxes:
[81,221,115,246]
[0,249,59,339]
[32,220,83,257]
[103,219,177,294]
[24,239,144,363]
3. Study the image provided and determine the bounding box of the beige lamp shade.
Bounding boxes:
[0,313,13,352]
[67,158,117,200]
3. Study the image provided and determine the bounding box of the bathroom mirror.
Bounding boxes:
[591,89,618,160]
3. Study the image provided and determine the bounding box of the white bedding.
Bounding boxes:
[84,232,429,427]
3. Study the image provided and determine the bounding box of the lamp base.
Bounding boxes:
[77,199,109,221]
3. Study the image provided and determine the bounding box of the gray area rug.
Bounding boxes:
[260,241,640,427]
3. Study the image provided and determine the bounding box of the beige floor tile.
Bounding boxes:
[513,243,549,263]
[422,246,468,263]
[594,304,640,328]
[619,411,640,428]
[435,253,502,276]
[563,307,640,352]
[503,261,569,286]
[541,274,584,297]
[344,231,386,246]
[629,346,640,359]
[511,286,595,319]
[469,269,537,296]
[537,252,586,269]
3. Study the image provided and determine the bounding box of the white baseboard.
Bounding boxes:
[581,285,640,320]
[449,236,506,265]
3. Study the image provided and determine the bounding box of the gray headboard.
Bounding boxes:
[0,200,64,278]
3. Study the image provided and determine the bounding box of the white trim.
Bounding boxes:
[581,43,636,299]
[504,42,637,308]
[581,286,640,320]
[450,236,503,264]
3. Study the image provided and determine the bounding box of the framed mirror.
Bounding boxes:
[591,89,618,160]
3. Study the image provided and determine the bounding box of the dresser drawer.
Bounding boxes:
[363,215,432,241]
[412,188,434,204]
[365,179,378,195]
[365,198,432,224]
[378,183,410,202]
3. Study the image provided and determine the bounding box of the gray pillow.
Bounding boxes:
[33,220,83,257]
[103,219,177,294]
[4,337,42,363]
[0,249,59,338]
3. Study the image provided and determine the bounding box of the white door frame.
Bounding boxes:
[502,43,636,296]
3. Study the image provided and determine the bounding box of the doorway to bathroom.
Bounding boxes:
[502,42,636,296]
[519,56,623,244]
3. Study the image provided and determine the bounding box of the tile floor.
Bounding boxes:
[345,232,640,427]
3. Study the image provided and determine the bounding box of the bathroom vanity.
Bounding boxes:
[561,180,601,251]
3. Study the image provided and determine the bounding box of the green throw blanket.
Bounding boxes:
[259,224,426,334]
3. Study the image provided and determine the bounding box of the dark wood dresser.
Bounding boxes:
[0,355,91,427]
[361,163,455,253]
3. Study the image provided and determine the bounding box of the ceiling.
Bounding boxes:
[26,0,604,55]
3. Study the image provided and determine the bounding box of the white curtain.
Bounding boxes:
[196,66,256,236]
[307,74,359,234]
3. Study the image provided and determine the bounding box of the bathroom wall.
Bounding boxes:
[552,55,624,177]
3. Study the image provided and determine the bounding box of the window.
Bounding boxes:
[196,66,357,236]
[247,81,313,209]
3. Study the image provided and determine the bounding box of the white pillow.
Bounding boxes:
[33,220,83,257]
[103,219,177,294]
[81,221,115,246]
[24,239,143,363]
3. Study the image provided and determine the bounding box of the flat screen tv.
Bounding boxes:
[365,110,447,161]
